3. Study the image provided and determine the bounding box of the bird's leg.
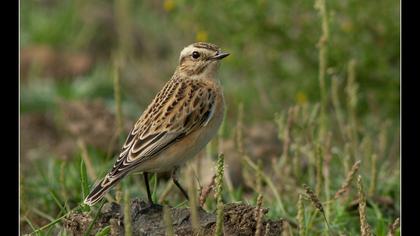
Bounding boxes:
[139,172,162,214]
[171,167,189,201]
[143,172,153,205]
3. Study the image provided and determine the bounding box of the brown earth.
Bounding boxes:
[64,199,286,236]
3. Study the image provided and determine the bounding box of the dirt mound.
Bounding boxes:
[64,199,286,236]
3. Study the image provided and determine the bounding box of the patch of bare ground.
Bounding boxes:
[64,199,286,236]
[58,100,120,153]
[20,45,93,81]
[21,100,133,170]
[223,122,282,189]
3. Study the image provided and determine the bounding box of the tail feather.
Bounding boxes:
[83,175,121,206]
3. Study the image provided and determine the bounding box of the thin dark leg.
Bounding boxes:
[171,168,189,201]
[143,172,153,205]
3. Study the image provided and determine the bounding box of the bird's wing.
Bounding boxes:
[107,79,217,179]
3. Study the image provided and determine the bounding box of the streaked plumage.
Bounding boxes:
[84,42,229,206]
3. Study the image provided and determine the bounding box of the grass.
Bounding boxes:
[20,0,399,235]
[214,154,225,236]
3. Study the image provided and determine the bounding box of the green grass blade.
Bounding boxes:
[24,216,42,236]
[152,173,158,203]
[49,190,67,214]
[80,156,91,212]
[95,226,111,236]
[80,157,89,200]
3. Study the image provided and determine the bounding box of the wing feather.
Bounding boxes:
[107,80,217,178]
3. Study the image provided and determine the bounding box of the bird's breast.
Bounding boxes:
[136,90,224,173]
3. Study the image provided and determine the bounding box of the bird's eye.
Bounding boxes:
[192,51,200,59]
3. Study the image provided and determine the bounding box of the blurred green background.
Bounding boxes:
[20,0,399,235]
[21,0,399,119]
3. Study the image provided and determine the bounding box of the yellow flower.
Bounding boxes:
[295,91,308,105]
[195,30,208,42]
[163,0,175,12]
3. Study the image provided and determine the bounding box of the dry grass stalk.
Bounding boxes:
[199,175,216,207]
[158,180,174,204]
[254,194,264,236]
[386,217,400,236]
[345,59,359,158]
[323,132,333,176]
[256,160,263,194]
[214,153,225,236]
[77,139,97,181]
[233,103,247,201]
[281,220,292,236]
[360,136,373,163]
[379,121,389,159]
[243,155,288,217]
[163,205,174,236]
[217,109,227,155]
[113,56,124,139]
[323,133,332,221]
[264,222,271,236]
[293,144,302,179]
[114,0,133,56]
[343,142,352,174]
[235,103,245,155]
[223,165,236,201]
[106,129,120,159]
[385,129,400,166]
[123,189,132,236]
[335,160,361,199]
[315,144,323,196]
[368,154,378,197]
[297,194,305,236]
[346,59,358,123]
[187,166,200,233]
[331,77,346,139]
[303,184,324,214]
[282,107,295,160]
[279,106,299,176]
[314,0,329,139]
[303,184,331,233]
[115,185,122,204]
[357,175,373,236]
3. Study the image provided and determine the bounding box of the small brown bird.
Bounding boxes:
[84,42,229,206]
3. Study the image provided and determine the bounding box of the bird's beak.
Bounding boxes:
[212,51,230,60]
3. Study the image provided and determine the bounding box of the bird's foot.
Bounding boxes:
[138,203,163,214]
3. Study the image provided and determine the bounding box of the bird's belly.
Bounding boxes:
[136,100,224,173]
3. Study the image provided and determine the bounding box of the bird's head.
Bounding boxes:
[178,42,230,78]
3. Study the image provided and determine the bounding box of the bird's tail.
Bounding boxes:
[83,174,122,206]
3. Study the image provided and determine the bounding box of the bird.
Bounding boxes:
[84,42,229,207]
